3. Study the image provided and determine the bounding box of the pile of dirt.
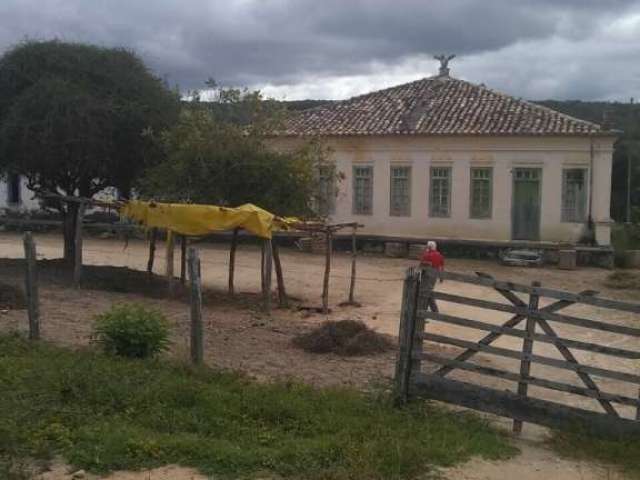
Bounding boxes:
[292,320,394,356]
[0,282,26,310]
[604,270,640,290]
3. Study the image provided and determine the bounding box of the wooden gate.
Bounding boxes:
[395,267,640,436]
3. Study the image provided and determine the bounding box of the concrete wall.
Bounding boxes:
[271,134,616,246]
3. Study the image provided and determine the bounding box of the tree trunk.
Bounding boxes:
[63,203,79,264]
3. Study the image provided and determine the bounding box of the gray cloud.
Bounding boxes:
[0,0,639,100]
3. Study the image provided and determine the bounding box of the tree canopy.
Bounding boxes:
[0,40,180,199]
[0,40,180,259]
[139,86,337,218]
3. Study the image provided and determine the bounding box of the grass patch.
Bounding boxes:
[292,320,394,356]
[603,270,640,290]
[0,334,515,479]
[550,430,640,478]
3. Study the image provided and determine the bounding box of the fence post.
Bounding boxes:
[147,228,157,276]
[166,230,175,295]
[23,231,40,340]
[187,247,203,365]
[347,226,357,304]
[321,230,332,314]
[180,235,188,285]
[272,239,288,308]
[228,228,239,295]
[73,202,86,287]
[263,239,272,314]
[394,268,420,405]
[513,280,540,434]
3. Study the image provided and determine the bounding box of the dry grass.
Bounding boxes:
[292,320,394,356]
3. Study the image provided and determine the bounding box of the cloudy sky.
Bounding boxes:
[1,0,639,101]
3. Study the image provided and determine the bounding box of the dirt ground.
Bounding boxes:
[1,232,638,480]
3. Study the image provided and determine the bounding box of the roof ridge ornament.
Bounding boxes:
[434,54,455,77]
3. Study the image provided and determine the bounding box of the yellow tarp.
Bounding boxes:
[120,200,297,239]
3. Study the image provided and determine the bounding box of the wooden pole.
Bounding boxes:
[187,247,203,365]
[513,280,540,434]
[23,231,40,340]
[394,267,420,405]
[260,241,265,293]
[180,235,187,285]
[73,202,86,287]
[322,230,332,314]
[263,239,273,313]
[348,226,357,304]
[166,230,175,295]
[272,238,288,308]
[228,228,239,295]
[147,228,157,275]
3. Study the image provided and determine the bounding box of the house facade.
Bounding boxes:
[273,68,616,246]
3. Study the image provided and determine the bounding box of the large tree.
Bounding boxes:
[139,86,337,218]
[0,40,180,260]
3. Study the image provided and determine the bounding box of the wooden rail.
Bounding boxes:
[395,267,640,436]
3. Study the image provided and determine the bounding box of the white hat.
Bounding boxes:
[427,241,437,250]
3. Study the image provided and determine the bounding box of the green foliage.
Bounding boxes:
[611,223,640,266]
[0,40,180,258]
[550,429,640,478]
[93,304,170,359]
[0,334,515,479]
[140,85,337,218]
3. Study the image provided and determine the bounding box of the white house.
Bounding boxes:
[272,64,616,246]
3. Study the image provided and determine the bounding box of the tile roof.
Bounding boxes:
[278,75,606,137]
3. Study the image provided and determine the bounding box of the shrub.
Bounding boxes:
[93,304,170,358]
[0,282,26,310]
[604,270,640,290]
[292,320,394,356]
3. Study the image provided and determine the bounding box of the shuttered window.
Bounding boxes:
[429,167,451,217]
[353,166,373,215]
[470,167,492,218]
[562,168,588,222]
[390,166,411,216]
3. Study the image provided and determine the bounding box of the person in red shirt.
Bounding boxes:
[420,241,444,312]
[420,241,445,272]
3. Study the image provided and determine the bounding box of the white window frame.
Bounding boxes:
[429,166,452,218]
[389,165,411,217]
[469,167,493,219]
[352,165,373,215]
[562,168,588,223]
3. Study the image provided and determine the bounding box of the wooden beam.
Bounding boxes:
[228,228,239,295]
[432,288,598,378]
[513,281,540,433]
[23,232,40,340]
[430,290,640,338]
[394,268,420,405]
[347,226,357,304]
[321,231,332,314]
[263,239,272,314]
[187,247,203,364]
[422,332,640,385]
[147,228,157,275]
[420,311,640,359]
[180,235,187,285]
[73,203,86,287]
[421,353,640,407]
[272,239,288,308]
[165,230,175,295]
[411,375,640,437]
[437,270,640,313]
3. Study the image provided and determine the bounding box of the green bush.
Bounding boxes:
[93,304,170,359]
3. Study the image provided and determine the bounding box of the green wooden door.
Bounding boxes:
[512,168,541,241]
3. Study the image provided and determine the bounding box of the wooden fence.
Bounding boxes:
[395,267,640,436]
